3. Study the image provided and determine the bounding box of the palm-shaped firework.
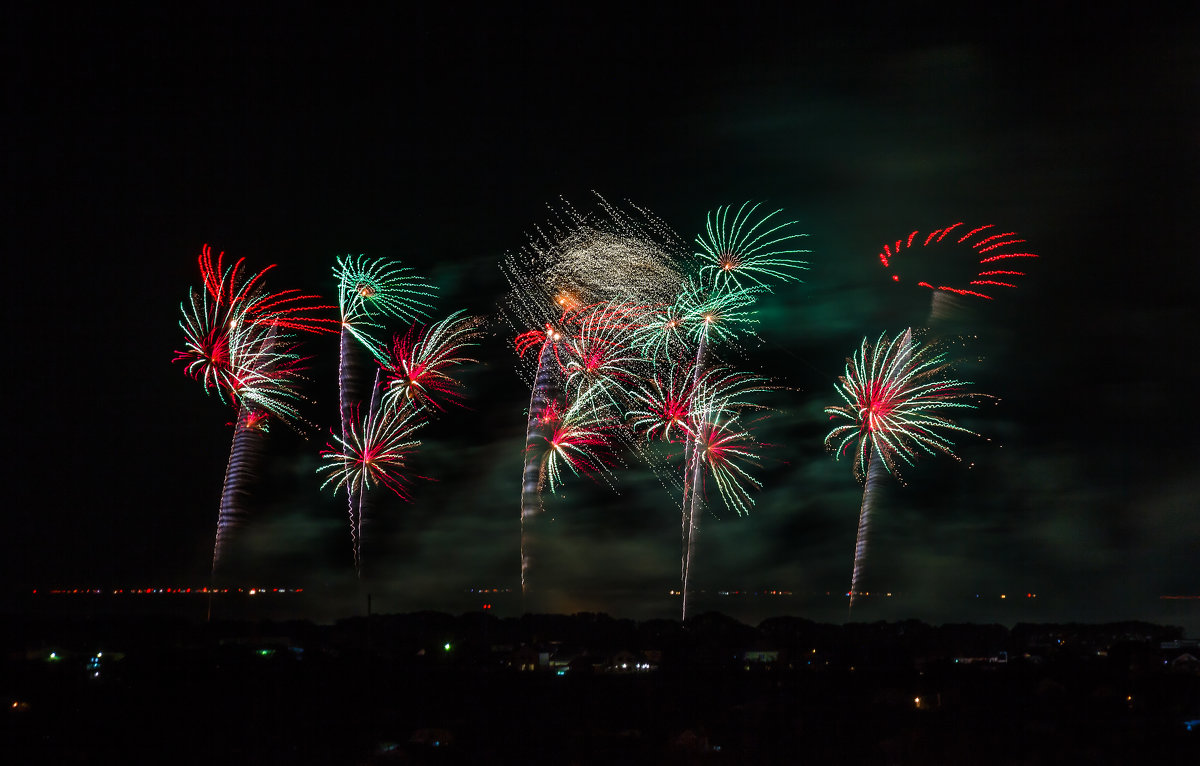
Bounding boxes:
[175,245,335,573]
[825,329,982,612]
[695,202,811,292]
[511,300,649,597]
[538,385,620,494]
[319,304,480,575]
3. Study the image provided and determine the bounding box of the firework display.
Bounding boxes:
[659,203,805,621]
[825,329,982,611]
[169,199,1038,624]
[381,310,485,413]
[695,202,811,292]
[318,404,426,500]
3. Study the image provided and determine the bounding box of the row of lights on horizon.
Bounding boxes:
[32,587,304,595]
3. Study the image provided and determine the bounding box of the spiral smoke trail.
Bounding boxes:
[214,407,268,570]
[849,445,886,613]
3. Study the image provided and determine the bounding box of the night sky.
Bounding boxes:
[6,5,1198,630]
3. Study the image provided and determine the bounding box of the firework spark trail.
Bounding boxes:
[176,244,332,574]
[348,369,382,574]
[825,329,982,613]
[848,445,887,612]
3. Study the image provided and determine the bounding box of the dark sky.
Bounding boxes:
[5,4,1198,629]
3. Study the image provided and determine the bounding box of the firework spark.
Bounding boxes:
[539,386,620,494]
[825,329,979,481]
[319,404,426,500]
[560,301,647,405]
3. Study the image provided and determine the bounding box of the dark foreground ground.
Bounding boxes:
[4,611,1198,765]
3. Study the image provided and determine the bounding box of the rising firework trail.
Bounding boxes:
[515,323,563,596]
[825,329,983,612]
[175,244,333,573]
